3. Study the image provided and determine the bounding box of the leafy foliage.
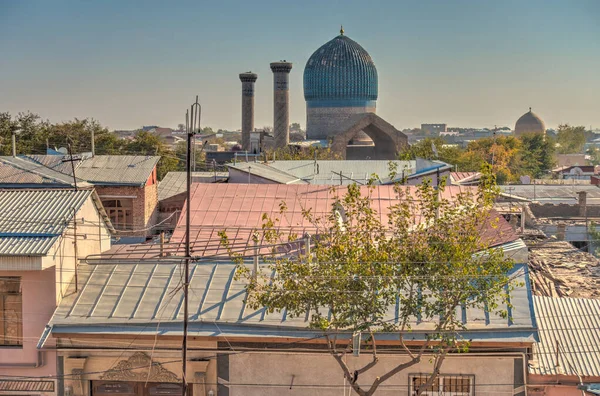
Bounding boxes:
[556,124,586,154]
[263,145,341,160]
[221,166,515,396]
[399,134,557,182]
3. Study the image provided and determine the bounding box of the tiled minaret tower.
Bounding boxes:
[239,72,258,151]
[270,61,293,149]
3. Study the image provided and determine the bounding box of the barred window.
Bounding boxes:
[0,277,22,346]
[410,374,474,396]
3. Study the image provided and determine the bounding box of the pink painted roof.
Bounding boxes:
[165,184,517,257]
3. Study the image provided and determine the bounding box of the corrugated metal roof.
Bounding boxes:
[0,189,92,255]
[74,155,160,186]
[228,162,308,184]
[166,184,519,257]
[0,156,89,187]
[531,296,600,377]
[501,185,600,203]
[158,171,228,201]
[265,160,417,185]
[48,263,535,343]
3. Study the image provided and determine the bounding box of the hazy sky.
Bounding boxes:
[1,0,599,131]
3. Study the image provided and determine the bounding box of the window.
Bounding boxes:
[102,199,134,231]
[410,374,474,396]
[0,277,22,346]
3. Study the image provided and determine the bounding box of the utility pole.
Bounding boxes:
[182,96,201,396]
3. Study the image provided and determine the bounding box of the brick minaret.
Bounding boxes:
[270,62,292,149]
[239,72,258,151]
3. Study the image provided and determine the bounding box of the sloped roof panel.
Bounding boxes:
[0,189,92,255]
[531,295,600,377]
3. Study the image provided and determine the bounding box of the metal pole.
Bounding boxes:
[91,128,95,157]
[183,96,200,396]
[67,143,78,191]
[72,208,79,293]
[11,131,16,157]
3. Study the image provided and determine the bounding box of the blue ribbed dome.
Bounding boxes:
[303,34,378,103]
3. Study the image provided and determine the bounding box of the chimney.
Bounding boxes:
[270,61,292,149]
[578,191,587,217]
[239,72,258,151]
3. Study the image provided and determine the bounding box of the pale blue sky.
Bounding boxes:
[1,0,599,131]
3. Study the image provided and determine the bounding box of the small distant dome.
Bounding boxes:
[514,108,546,136]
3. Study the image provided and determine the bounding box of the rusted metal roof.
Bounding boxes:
[531,295,600,377]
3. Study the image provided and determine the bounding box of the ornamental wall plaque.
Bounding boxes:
[100,352,179,383]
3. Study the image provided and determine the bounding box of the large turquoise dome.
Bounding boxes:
[303,31,378,106]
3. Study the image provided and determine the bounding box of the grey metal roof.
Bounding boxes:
[74,155,160,186]
[248,160,417,185]
[531,296,600,377]
[0,155,159,187]
[48,263,536,343]
[228,162,308,185]
[501,185,600,204]
[0,156,89,187]
[0,189,93,256]
[158,171,228,201]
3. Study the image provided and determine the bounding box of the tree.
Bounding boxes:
[518,133,556,177]
[126,131,178,179]
[177,123,185,132]
[95,132,124,155]
[262,145,341,160]
[221,166,515,396]
[556,124,586,154]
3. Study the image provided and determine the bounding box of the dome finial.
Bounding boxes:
[340,25,344,35]
[529,107,532,112]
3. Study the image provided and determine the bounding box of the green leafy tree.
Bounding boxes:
[556,124,586,154]
[518,133,556,177]
[126,131,178,179]
[221,168,515,396]
[263,145,341,160]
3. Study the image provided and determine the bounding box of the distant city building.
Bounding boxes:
[421,123,447,135]
[514,108,546,136]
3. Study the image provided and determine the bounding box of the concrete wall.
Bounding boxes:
[226,352,520,396]
[0,267,57,378]
[0,195,112,394]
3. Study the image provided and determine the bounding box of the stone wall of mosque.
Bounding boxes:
[306,104,376,141]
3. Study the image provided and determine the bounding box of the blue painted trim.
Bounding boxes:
[521,264,539,341]
[307,100,376,109]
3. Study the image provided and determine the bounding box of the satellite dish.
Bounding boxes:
[57,147,68,154]
[520,175,531,185]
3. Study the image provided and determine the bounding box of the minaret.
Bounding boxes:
[239,72,258,151]
[270,61,293,149]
